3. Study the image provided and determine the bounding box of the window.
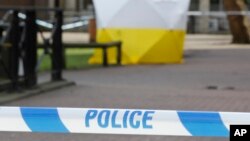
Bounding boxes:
[189,0,199,11]
[210,0,223,11]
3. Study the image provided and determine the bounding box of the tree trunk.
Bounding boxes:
[223,0,250,44]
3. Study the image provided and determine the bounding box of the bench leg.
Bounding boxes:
[103,47,108,67]
[117,45,122,65]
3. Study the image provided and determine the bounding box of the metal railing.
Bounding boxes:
[0,7,64,91]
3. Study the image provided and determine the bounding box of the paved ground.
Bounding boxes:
[1,35,250,141]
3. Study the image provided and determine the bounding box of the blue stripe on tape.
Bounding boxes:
[177,111,229,137]
[21,107,69,133]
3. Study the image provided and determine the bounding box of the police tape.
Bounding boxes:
[18,13,88,30]
[0,107,250,137]
[188,11,250,17]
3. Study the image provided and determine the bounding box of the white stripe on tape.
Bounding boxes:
[220,112,250,130]
[0,107,30,132]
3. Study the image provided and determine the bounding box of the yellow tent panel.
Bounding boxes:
[89,28,186,64]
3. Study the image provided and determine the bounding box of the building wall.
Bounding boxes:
[0,0,48,7]
[188,0,229,33]
[0,0,34,6]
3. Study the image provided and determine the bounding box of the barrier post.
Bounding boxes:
[0,26,3,38]
[9,10,20,90]
[52,10,63,81]
[23,10,37,87]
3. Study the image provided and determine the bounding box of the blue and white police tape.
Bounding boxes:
[0,107,250,137]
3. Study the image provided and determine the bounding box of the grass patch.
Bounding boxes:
[37,48,99,71]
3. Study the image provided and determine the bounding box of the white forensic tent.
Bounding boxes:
[90,0,190,64]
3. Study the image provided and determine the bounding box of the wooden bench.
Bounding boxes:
[38,41,122,67]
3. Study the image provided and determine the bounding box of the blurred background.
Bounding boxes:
[1,0,249,34]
